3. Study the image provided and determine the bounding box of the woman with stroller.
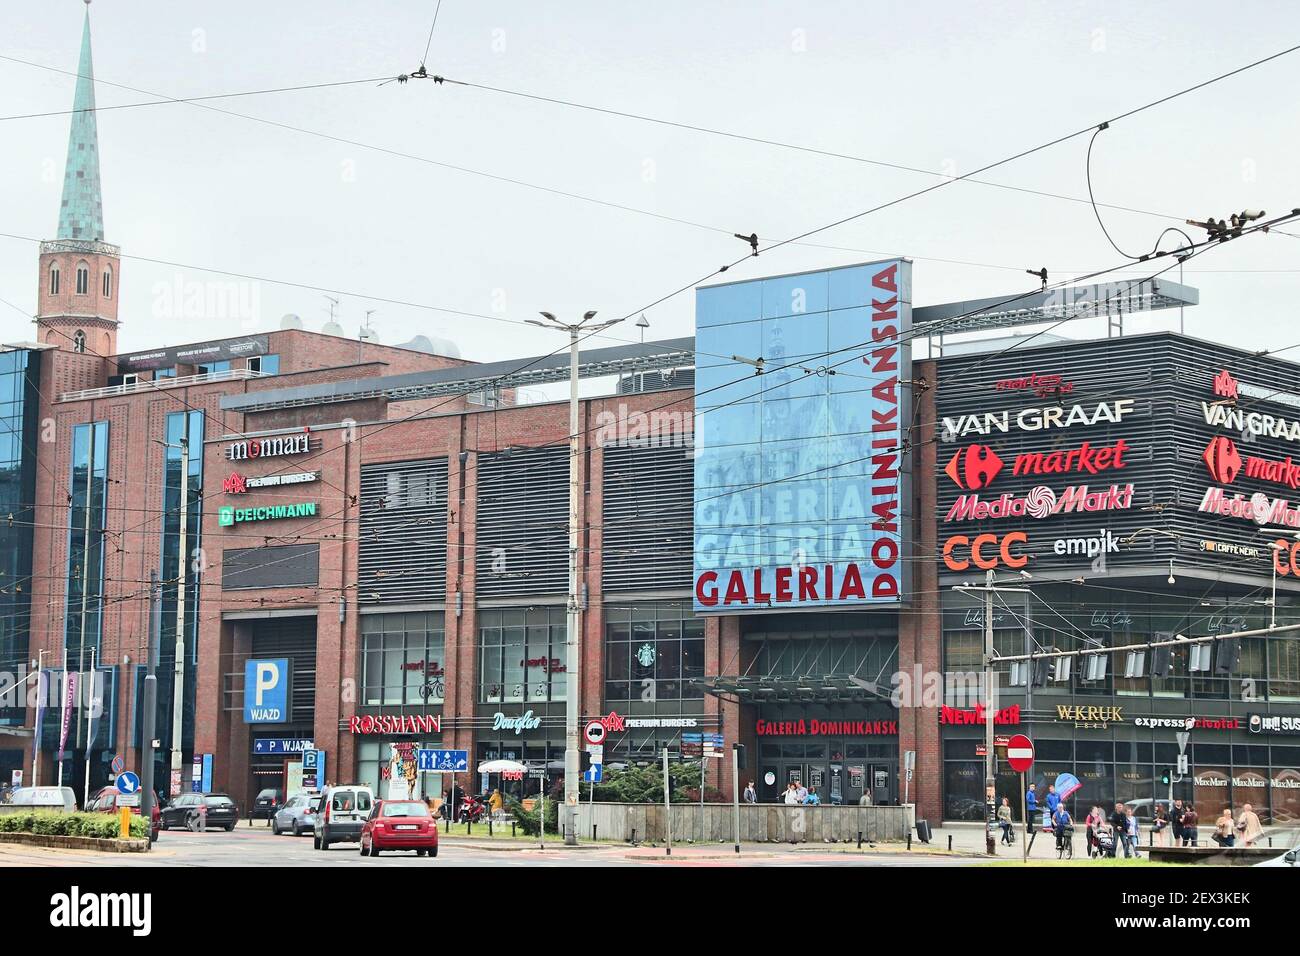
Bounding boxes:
[1093,816,1117,858]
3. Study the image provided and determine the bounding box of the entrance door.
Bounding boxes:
[868,764,893,805]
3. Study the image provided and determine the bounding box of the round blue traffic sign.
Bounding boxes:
[115,771,140,795]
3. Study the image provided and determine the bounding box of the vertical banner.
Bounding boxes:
[57,672,77,763]
[693,260,913,611]
[33,669,46,741]
[85,670,103,749]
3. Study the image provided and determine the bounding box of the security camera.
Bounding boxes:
[1239,209,1266,221]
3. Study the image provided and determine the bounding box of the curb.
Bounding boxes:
[0,832,150,853]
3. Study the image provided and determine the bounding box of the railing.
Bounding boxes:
[59,367,264,403]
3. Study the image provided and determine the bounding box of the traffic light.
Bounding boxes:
[1152,634,1173,678]
[733,743,747,770]
[580,751,592,773]
[1160,768,1171,786]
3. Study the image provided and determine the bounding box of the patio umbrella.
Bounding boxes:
[477,759,527,774]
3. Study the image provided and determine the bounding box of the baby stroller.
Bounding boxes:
[1093,825,1116,859]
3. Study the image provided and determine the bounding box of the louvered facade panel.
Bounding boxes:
[475,446,568,596]
[358,458,448,605]
[602,443,694,592]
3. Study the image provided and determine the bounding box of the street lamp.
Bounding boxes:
[530,310,624,846]
[153,436,190,799]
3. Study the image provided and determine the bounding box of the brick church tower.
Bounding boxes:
[35,1,120,358]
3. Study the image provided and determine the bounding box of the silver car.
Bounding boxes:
[271,793,319,836]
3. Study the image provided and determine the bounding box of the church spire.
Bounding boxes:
[57,1,104,241]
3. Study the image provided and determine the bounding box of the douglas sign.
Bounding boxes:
[692,260,912,610]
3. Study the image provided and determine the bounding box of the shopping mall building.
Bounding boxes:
[7,4,1300,828]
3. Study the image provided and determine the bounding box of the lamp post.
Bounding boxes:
[527,311,624,845]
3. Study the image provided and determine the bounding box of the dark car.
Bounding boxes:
[159,792,240,832]
[251,788,285,823]
[86,786,161,842]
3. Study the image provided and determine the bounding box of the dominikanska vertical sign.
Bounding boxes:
[692,260,913,611]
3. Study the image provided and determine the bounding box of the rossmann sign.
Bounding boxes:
[692,260,912,611]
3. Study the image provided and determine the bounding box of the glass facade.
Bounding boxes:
[478,606,567,704]
[0,350,39,727]
[361,612,446,706]
[604,602,704,703]
[64,420,108,667]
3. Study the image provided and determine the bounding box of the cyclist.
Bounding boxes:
[1053,803,1074,855]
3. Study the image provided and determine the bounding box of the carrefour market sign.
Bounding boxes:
[219,502,318,526]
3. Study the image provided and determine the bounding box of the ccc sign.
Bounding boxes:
[1274,539,1300,578]
[943,532,1029,571]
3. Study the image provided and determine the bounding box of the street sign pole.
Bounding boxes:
[731,744,740,855]
[662,747,672,857]
[1021,771,1028,864]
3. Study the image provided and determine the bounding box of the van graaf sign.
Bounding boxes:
[692,260,912,611]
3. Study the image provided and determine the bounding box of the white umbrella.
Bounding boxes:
[477,759,527,774]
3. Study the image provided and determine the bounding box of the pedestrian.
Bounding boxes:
[449,779,464,823]
[1126,806,1141,858]
[858,789,873,807]
[1084,805,1101,857]
[1236,803,1263,847]
[1180,803,1198,846]
[1170,798,1185,846]
[743,781,757,804]
[1043,784,1060,842]
[1110,802,1132,858]
[1213,806,1235,847]
[805,786,821,806]
[1052,803,1073,853]
[794,779,809,804]
[1025,783,1039,850]
[783,782,800,806]
[998,797,1014,845]
[1152,805,1170,847]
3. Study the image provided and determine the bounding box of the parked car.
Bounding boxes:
[0,786,77,814]
[1254,844,1299,867]
[86,786,161,842]
[159,792,240,831]
[1122,798,1176,823]
[251,788,285,823]
[313,785,373,850]
[359,799,438,857]
[271,793,319,836]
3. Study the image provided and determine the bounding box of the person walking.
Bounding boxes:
[1126,806,1141,858]
[1110,802,1132,858]
[1025,783,1039,851]
[1170,798,1186,847]
[1213,806,1236,847]
[997,797,1014,845]
[1237,803,1263,847]
[743,781,757,805]
[794,780,809,804]
[1052,803,1073,854]
[1180,803,1198,847]
[1084,805,1102,857]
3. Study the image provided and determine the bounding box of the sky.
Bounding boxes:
[1,0,1299,377]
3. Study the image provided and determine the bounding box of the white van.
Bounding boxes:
[312,785,373,850]
[0,786,77,814]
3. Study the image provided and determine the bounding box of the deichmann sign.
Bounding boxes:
[692,260,912,611]
[755,719,898,737]
[943,440,1130,491]
[223,471,319,494]
[218,502,318,526]
[226,433,311,461]
[944,483,1134,522]
[349,714,441,735]
[940,400,1135,440]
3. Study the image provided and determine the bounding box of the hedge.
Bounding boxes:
[0,811,149,840]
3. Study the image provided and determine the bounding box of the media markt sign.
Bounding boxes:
[218,502,318,526]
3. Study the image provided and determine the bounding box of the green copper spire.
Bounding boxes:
[57,3,104,241]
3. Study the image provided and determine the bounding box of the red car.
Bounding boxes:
[359,799,438,857]
[87,786,161,842]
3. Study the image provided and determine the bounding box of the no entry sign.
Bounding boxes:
[1006,734,1035,773]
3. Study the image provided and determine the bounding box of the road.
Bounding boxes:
[0,825,979,867]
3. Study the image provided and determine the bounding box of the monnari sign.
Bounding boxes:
[226,432,312,461]
[692,260,912,611]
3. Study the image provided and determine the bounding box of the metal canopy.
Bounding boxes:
[219,277,1199,414]
[913,276,1198,337]
[703,675,894,703]
[220,336,696,413]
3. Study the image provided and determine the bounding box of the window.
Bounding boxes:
[479,607,567,703]
[360,612,446,706]
[155,368,177,380]
[102,266,112,298]
[160,411,204,667]
[75,262,89,295]
[65,421,109,664]
[72,330,86,353]
[48,264,60,295]
[247,354,279,375]
[197,360,231,375]
[604,602,704,703]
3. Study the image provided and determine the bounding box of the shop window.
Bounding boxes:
[603,602,703,704]
[360,612,446,706]
[479,607,565,703]
[1269,636,1300,701]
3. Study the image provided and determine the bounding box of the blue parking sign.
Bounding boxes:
[244,659,290,723]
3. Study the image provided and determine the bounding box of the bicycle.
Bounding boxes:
[419,676,445,700]
[1056,825,1074,859]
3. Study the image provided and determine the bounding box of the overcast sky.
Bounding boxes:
[2,0,1299,373]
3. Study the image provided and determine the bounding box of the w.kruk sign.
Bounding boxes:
[692,260,912,611]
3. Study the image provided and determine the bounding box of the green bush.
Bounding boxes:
[0,811,145,840]
[506,796,558,836]
[578,762,713,804]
